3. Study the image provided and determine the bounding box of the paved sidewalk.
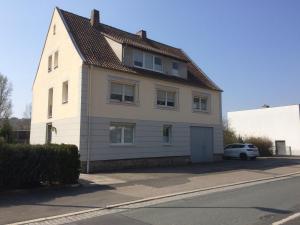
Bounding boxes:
[1,157,300,224]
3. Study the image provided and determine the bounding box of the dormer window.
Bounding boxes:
[154,56,162,72]
[172,62,179,76]
[133,50,143,67]
[133,50,163,73]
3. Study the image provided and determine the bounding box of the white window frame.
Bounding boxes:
[132,50,163,73]
[109,122,135,145]
[107,76,140,106]
[48,88,53,118]
[171,61,180,76]
[192,91,211,113]
[162,125,172,145]
[62,81,69,104]
[48,55,52,72]
[155,85,179,110]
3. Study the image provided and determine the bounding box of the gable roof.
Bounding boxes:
[57,8,222,91]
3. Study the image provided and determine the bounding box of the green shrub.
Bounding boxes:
[0,144,80,189]
[244,136,273,156]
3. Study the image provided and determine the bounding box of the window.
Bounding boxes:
[163,125,172,144]
[46,123,52,144]
[133,50,143,67]
[48,55,52,72]
[172,62,179,75]
[53,25,56,35]
[132,50,164,73]
[145,53,153,70]
[48,88,53,118]
[157,90,176,107]
[62,81,68,104]
[54,51,59,69]
[154,56,162,72]
[110,123,135,144]
[110,82,135,103]
[193,94,209,112]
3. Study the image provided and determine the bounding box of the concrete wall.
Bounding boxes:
[228,105,300,155]
[30,8,83,146]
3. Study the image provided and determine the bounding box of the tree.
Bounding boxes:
[0,73,12,119]
[0,118,13,143]
[23,103,32,119]
[223,120,239,146]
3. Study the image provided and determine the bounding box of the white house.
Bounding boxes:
[228,105,300,155]
[30,8,223,172]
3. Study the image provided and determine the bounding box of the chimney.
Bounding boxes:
[136,30,147,39]
[90,9,100,27]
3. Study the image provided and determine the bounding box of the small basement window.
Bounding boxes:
[62,81,68,104]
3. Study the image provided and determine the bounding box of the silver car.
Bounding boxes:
[223,143,260,160]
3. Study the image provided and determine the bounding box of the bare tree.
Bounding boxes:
[23,103,32,119]
[0,73,12,119]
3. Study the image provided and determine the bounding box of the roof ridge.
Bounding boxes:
[59,8,182,52]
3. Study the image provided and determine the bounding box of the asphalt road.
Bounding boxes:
[72,175,300,225]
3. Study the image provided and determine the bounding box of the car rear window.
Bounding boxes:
[247,144,256,148]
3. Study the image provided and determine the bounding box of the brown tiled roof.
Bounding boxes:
[58,8,222,91]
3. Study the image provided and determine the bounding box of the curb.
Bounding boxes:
[8,171,300,225]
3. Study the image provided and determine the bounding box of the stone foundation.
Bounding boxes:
[81,156,191,173]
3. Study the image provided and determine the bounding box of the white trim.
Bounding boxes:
[107,75,140,106]
[109,122,135,145]
[155,84,179,111]
[192,91,211,114]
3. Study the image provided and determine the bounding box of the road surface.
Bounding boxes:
[71,175,300,225]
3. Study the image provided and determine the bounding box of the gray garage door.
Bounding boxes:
[190,127,214,163]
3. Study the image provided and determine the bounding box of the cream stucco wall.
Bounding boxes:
[228,105,300,155]
[88,67,222,125]
[30,8,83,145]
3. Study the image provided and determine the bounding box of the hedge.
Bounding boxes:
[0,143,80,188]
[243,136,273,156]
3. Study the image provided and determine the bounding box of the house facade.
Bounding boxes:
[30,8,223,172]
[228,105,300,156]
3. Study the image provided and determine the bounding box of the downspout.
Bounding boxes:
[86,65,93,174]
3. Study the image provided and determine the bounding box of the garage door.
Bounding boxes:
[190,127,214,163]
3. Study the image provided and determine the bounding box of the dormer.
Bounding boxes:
[104,30,188,79]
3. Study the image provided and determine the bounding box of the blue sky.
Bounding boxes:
[0,0,299,118]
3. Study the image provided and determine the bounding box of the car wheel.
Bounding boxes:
[240,153,248,160]
[223,156,230,160]
[250,157,256,160]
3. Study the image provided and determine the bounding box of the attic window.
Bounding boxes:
[172,62,179,76]
[53,25,56,35]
